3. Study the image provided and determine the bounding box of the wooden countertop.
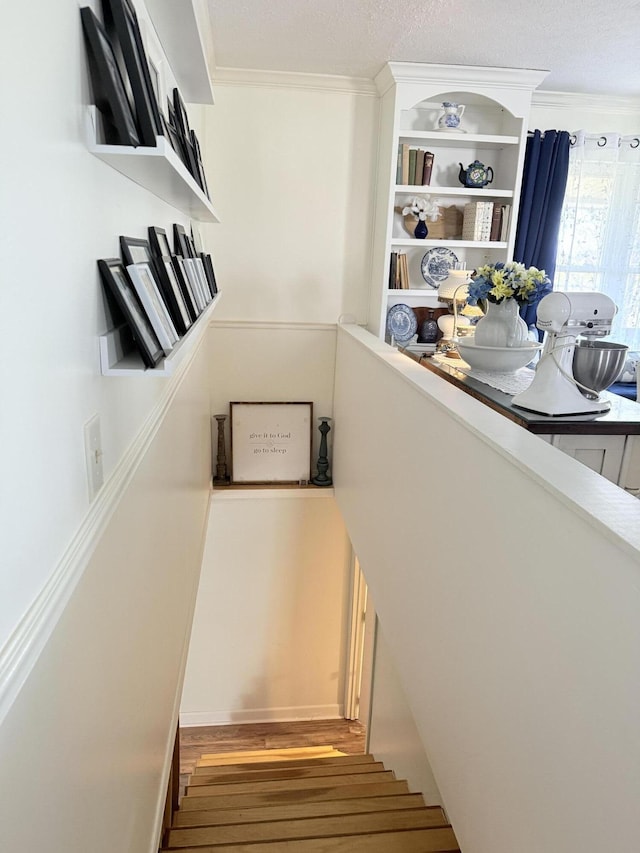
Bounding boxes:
[403,349,640,435]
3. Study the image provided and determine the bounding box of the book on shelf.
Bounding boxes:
[396,145,434,186]
[388,252,409,289]
[489,203,503,242]
[422,151,434,186]
[500,204,512,241]
[462,201,494,241]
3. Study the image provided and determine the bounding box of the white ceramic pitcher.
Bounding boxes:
[437,102,465,131]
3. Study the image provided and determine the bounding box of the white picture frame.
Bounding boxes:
[183,257,206,311]
[127,262,179,354]
[193,256,213,302]
[230,402,313,484]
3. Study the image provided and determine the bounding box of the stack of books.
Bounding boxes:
[462,202,512,242]
[389,252,410,289]
[396,145,434,186]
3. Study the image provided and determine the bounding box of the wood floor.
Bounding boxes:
[180,719,367,779]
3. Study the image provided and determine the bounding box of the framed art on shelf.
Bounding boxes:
[127,262,179,354]
[101,0,163,146]
[182,258,207,311]
[148,226,173,259]
[201,253,218,295]
[172,255,200,319]
[80,7,140,146]
[230,402,313,485]
[97,258,163,368]
[173,223,193,258]
[151,256,192,335]
[120,235,153,266]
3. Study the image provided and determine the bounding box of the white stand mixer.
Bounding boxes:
[512,292,617,416]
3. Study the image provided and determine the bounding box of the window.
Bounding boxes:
[554,131,640,350]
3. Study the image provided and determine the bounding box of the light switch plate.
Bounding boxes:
[84,414,104,500]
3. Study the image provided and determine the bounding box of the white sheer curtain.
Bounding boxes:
[555,131,640,350]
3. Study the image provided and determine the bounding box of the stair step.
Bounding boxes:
[194,754,375,775]
[179,780,411,811]
[172,794,433,829]
[165,808,449,848]
[197,747,340,766]
[184,771,395,800]
[161,826,459,852]
[188,761,385,787]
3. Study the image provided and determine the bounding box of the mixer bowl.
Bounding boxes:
[572,340,628,397]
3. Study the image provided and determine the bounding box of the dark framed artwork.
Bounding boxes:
[80,7,140,146]
[230,402,313,484]
[127,262,179,354]
[172,223,192,258]
[171,255,200,321]
[151,255,192,335]
[202,253,218,295]
[148,226,173,259]
[97,258,163,368]
[119,235,153,267]
[183,258,207,311]
[191,130,210,197]
[101,0,163,146]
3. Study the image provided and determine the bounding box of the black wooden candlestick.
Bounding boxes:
[213,414,230,485]
[312,417,332,486]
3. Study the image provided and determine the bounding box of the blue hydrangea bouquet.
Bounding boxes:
[467,261,552,306]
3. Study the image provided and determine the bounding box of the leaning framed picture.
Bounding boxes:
[151,256,192,335]
[80,7,140,146]
[127,262,179,354]
[230,402,313,484]
[97,258,163,368]
[101,0,163,146]
[120,234,153,266]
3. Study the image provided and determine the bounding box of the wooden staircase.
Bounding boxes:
[161,746,460,852]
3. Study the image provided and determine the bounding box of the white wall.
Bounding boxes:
[0,0,208,651]
[368,623,443,806]
[333,324,640,853]
[181,323,353,722]
[0,342,212,853]
[181,488,352,724]
[0,1,215,849]
[530,91,640,135]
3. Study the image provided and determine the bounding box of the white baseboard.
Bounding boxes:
[180,704,344,728]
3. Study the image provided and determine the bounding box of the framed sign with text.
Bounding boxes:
[230,402,313,484]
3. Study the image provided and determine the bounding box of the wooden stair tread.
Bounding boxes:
[189,762,385,787]
[197,747,341,765]
[184,771,395,799]
[166,808,448,847]
[179,780,411,811]
[194,754,374,775]
[161,826,460,852]
[172,794,432,828]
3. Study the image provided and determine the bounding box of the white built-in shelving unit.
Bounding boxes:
[369,63,548,339]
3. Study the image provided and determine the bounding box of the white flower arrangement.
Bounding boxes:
[402,196,441,222]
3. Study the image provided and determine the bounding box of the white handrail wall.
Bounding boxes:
[333,323,640,853]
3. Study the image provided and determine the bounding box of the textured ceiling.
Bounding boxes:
[207,0,640,95]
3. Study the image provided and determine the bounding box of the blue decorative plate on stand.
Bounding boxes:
[420,248,459,288]
[386,304,417,342]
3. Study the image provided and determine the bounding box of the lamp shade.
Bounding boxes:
[438,270,471,302]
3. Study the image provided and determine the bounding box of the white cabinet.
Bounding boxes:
[368,63,547,339]
[550,435,625,484]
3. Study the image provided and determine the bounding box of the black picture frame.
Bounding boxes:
[119,235,153,267]
[148,226,173,259]
[202,253,218,295]
[190,130,210,197]
[151,256,192,336]
[80,7,140,147]
[171,255,200,321]
[101,0,163,146]
[172,223,192,258]
[97,258,163,368]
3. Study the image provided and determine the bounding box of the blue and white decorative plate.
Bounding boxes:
[420,248,459,288]
[386,303,417,342]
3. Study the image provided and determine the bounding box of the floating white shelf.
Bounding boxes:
[395,185,514,198]
[390,238,508,249]
[145,0,215,105]
[86,107,218,222]
[397,131,519,149]
[100,292,222,376]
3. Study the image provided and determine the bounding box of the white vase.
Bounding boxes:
[474,298,529,348]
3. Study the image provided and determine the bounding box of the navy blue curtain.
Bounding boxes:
[514,129,571,329]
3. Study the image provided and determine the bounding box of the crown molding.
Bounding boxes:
[532,89,640,116]
[376,62,549,96]
[212,66,377,96]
